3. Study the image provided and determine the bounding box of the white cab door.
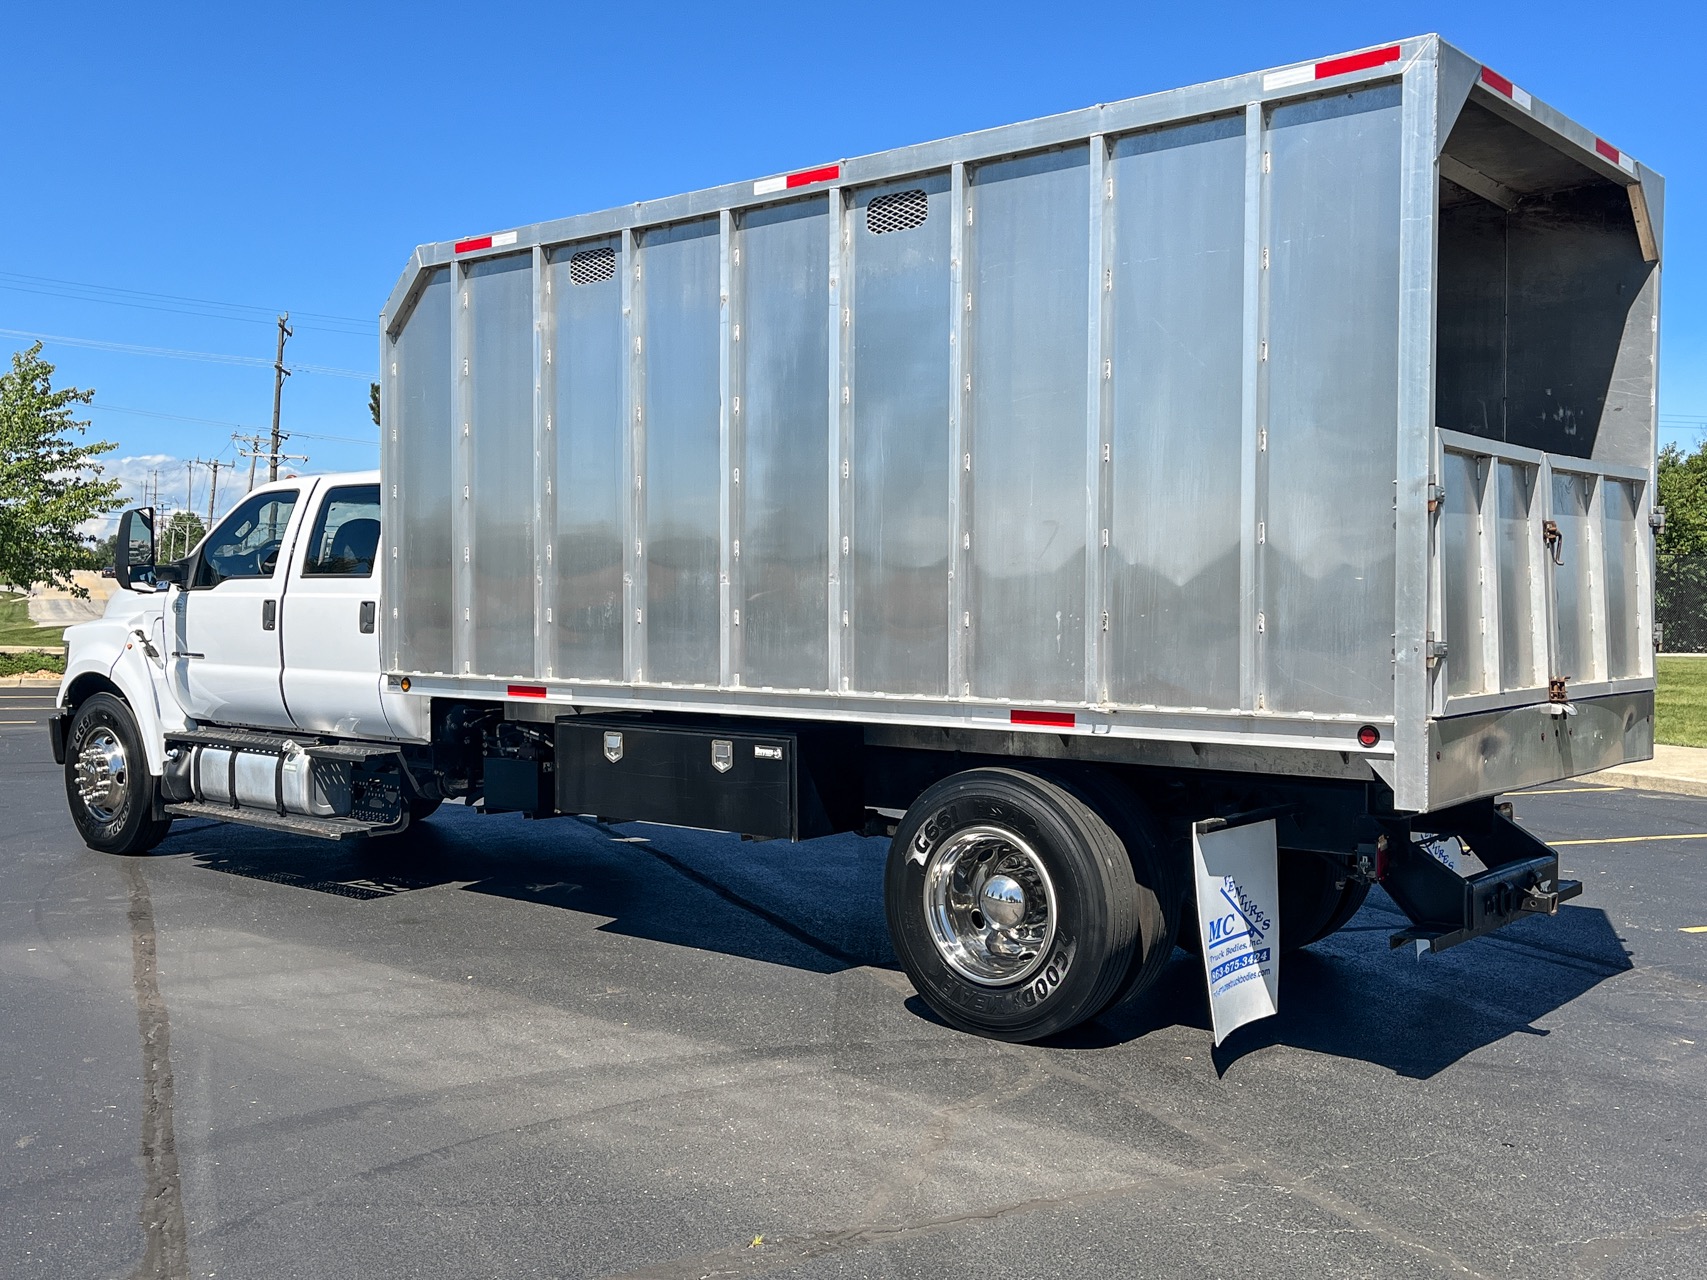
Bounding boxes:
[281,482,392,738]
[168,486,305,729]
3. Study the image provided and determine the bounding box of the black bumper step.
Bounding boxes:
[163,799,403,841]
[1380,802,1583,954]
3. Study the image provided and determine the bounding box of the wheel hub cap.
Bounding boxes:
[922,825,1057,986]
[980,875,1027,929]
[75,729,128,822]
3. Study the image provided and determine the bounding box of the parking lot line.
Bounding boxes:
[1552,833,1707,846]
[1518,787,1620,795]
[0,720,38,725]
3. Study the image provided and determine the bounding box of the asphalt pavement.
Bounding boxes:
[2,686,1703,1279]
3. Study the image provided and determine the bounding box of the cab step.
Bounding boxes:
[162,799,403,841]
[165,725,398,763]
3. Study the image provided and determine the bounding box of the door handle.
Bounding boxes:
[262,599,277,630]
[360,601,376,634]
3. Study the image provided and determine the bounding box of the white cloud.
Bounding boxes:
[83,453,252,537]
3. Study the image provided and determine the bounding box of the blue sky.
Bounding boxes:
[4,0,1703,530]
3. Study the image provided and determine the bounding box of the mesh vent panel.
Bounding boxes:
[866,189,928,235]
[569,246,616,285]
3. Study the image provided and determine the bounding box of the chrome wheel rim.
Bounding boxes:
[75,727,128,823]
[922,824,1057,986]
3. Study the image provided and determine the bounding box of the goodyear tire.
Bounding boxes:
[63,693,172,856]
[1067,772,1180,1012]
[885,768,1147,1042]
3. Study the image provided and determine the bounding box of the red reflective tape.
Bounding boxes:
[1595,138,1621,163]
[455,235,493,254]
[1010,709,1076,728]
[508,684,547,699]
[1479,66,1515,97]
[1315,45,1400,79]
[786,164,840,188]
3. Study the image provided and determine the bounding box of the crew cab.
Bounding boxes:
[51,472,437,856]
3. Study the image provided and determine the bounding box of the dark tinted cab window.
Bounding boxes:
[193,490,299,587]
[302,484,381,578]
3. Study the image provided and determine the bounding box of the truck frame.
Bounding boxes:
[54,35,1660,1042]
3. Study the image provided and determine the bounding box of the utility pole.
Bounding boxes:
[192,458,225,526]
[269,313,293,482]
[234,433,263,492]
[235,432,306,490]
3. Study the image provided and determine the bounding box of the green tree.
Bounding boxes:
[0,343,121,595]
[1656,440,1707,651]
[75,532,118,571]
[160,510,207,561]
[370,381,381,427]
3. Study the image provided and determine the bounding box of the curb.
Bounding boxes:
[1588,767,1707,799]
[0,676,62,689]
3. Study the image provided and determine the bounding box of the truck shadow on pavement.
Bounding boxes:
[1084,891,1634,1079]
[171,807,1633,1080]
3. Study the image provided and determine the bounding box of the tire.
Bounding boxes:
[63,692,172,855]
[884,768,1145,1042]
[1055,771,1179,1013]
[1277,853,1371,952]
[368,795,441,841]
[1176,848,1367,955]
[1309,878,1371,945]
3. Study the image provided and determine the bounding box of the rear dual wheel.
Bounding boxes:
[1278,854,1370,950]
[884,768,1177,1042]
[1177,850,1369,954]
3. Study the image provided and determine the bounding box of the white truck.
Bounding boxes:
[52,37,1659,1041]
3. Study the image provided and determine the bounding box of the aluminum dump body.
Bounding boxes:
[381,35,1662,814]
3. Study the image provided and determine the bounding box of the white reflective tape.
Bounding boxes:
[1619,152,1637,174]
[1262,65,1314,90]
[1511,85,1533,110]
[753,176,787,195]
[491,230,518,248]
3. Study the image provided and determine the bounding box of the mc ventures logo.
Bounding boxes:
[1191,818,1281,1044]
[1207,876,1273,988]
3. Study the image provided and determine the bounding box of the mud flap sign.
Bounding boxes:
[1191,817,1280,1046]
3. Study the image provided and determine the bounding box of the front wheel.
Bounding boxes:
[63,693,172,855]
[885,768,1152,1042]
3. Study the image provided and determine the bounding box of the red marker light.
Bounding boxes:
[1357,725,1381,748]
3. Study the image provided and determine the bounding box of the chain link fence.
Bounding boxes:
[1657,554,1707,653]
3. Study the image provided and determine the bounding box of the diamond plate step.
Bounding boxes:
[163,799,401,842]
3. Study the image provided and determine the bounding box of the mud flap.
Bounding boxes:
[1192,816,1281,1046]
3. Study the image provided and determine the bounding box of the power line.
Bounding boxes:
[0,270,373,335]
[89,401,376,445]
[0,327,374,379]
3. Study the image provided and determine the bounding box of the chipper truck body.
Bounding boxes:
[56,35,1662,1040]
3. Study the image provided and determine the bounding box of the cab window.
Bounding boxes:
[302,485,381,578]
[191,490,300,588]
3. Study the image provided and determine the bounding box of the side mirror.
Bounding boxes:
[155,561,187,587]
[113,508,156,591]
